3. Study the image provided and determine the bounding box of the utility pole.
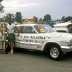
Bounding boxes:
[0,0,5,53]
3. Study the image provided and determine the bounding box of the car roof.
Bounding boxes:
[54,22,72,27]
[15,23,37,26]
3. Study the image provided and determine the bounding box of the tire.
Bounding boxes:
[49,45,63,60]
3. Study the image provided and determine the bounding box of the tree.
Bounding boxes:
[4,13,15,22]
[0,18,3,22]
[15,12,22,23]
[61,16,72,22]
[61,16,65,21]
[33,16,38,23]
[64,16,72,22]
[37,18,43,24]
[43,14,51,21]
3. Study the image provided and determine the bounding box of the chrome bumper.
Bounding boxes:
[61,46,72,53]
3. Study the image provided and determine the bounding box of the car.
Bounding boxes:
[53,22,72,33]
[1,23,72,60]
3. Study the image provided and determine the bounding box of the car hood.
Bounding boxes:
[42,32,72,41]
[51,32,72,39]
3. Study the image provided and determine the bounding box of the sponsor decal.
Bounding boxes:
[38,26,45,32]
[37,45,41,48]
[17,39,44,44]
[24,36,29,38]
[30,36,46,39]
[17,42,42,49]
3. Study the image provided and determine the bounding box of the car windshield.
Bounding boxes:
[34,24,53,33]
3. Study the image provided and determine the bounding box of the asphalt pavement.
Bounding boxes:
[0,48,72,72]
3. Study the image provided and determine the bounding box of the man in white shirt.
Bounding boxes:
[6,19,19,55]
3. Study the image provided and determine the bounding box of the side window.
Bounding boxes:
[14,26,23,33]
[15,26,36,33]
[19,26,24,33]
[23,26,36,33]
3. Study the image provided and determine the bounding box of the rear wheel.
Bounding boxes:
[49,45,63,60]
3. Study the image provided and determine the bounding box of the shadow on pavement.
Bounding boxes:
[14,48,72,61]
[14,48,48,58]
[63,52,72,60]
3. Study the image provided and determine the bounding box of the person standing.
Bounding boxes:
[6,20,19,55]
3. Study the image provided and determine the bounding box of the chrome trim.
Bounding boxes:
[61,46,72,53]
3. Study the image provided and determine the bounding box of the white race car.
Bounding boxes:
[1,23,72,60]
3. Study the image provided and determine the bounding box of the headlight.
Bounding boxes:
[68,40,72,46]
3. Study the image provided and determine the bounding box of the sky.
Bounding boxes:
[0,0,72,20]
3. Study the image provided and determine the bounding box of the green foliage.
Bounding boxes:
[43,20,55,27]
[61,16,65,21]
[15,12,22,23]
[4,13,15,22]
[33,16,38,23]
[61,16,72,22]
[0,18,3,22]
[43,14,51,21]
[37,18,43,24]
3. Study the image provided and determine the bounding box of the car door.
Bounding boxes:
[15,25,39,50]
[21,26,44,50]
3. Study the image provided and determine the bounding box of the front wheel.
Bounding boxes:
[49,45,63,60]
